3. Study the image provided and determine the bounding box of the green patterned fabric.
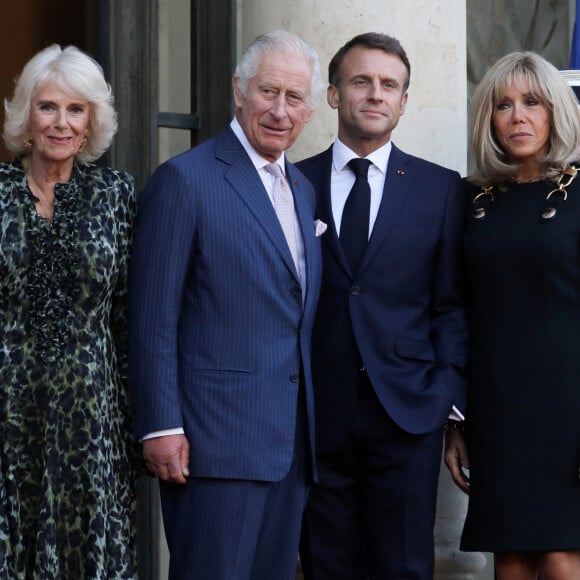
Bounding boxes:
[0,158,138,579]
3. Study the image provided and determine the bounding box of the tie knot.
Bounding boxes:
[265,162,284,178]
[348,158,371,179]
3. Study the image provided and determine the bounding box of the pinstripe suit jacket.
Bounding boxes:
[129,127,322,481]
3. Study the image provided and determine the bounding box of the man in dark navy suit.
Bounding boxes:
[129,30,324,580]
[297,33,468,579]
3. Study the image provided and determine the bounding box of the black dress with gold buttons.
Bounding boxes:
[461,170,580,552]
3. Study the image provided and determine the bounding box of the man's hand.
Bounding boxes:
[143,434,191,484]
[444,428,470,495]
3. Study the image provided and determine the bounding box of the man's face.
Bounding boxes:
[329,46,408,153]
[234,51,313,161]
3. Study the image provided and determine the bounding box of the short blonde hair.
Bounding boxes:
[3,44,118,163]
[468,51,580,185]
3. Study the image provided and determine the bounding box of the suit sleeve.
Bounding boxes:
[430,171,468,414]
[129,161,196,438]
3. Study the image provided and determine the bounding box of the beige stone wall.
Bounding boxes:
[240,0,468,175]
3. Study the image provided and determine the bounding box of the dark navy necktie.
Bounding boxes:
[340,158,371,271]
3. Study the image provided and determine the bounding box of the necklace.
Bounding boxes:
[472,165,578,221]
[26,171,56,221]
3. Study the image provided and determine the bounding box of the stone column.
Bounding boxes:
[241,1,488,578]
[239,0,468,172]
[435,460,488,579]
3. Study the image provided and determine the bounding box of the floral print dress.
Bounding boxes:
[0,159,138,579]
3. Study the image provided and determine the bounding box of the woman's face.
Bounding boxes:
[28,80,90,167]
[492,78,550,167]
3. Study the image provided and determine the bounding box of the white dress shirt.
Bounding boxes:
[330,138,392,238]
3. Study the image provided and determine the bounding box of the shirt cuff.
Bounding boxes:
[140,427,185,442]
[449,405,465,421]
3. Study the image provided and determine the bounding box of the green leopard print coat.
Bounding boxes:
[0,158,138,579]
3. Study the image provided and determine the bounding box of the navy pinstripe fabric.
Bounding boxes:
[129,126,322,482]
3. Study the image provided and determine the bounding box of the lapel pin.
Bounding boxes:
[397,169,405,175]
[294,179,299,185]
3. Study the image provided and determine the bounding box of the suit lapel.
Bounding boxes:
[306,147,352,277]
[215,128,301,282]
[286,162,315,296]
[358,145,413,271]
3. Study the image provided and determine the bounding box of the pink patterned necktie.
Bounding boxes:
[265,163,300,278]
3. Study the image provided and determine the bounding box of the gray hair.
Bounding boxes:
[234,29,324,110]
[469,51,580,185]
[3,44,118,163]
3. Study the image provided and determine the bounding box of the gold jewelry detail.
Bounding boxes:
[23,133,32,148]
[472,166,578,222]
[541,165,578,220]
[514,174,544,183]
[471,186,494,220]
[78,136,88,154]
[25,170,55,222]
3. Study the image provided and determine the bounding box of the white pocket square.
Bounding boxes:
[314,219,328,237]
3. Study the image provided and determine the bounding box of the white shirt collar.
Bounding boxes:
[332,137,392,174]
[230,117,286,175]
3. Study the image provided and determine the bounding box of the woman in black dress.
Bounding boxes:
[445,51,580,580]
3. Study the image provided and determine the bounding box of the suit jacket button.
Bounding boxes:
[290,374,299,382]
[292,286,302,295]
[350,286,360,295]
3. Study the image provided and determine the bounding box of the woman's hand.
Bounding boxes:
[444,428,470,494]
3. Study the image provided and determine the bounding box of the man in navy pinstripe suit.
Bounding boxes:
[129,30,324,580]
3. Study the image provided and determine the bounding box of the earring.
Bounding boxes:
[78,136,88,154]
[23,133,32,148]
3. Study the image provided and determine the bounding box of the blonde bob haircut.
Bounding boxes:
[3,44,118,164]
[468,51,580,185]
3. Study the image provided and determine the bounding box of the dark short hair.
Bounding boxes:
[328,32,411,92]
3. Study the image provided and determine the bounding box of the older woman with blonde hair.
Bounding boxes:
[445,51,580,580]
[0,44,137,578]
